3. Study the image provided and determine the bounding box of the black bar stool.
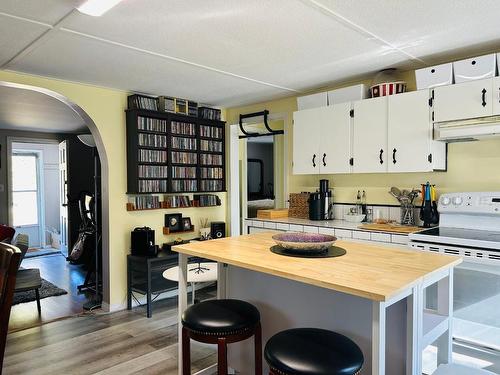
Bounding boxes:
[264,328,363,375]
[181,299,262,375]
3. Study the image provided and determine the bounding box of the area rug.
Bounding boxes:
[13,278,68,305]
[25,248,61,258]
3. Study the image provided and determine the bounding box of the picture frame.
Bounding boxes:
[181,217,192,231]
[165,213,182,232]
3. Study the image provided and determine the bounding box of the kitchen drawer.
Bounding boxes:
[352,230,371,240]
[288,224,304,232]
[335,229,352,239]
[263,221,277,229]
[415,63,453,89]
[391,234,409,245]
[251,220,264,228]
[453,54,496,83]
[303,225,319,234]
[318,227,335,236]
[371,232,391,243]
[276,223,290,231]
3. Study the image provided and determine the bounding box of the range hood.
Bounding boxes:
[434,116,500,142]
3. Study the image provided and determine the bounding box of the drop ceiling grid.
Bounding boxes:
[10,30,291,106]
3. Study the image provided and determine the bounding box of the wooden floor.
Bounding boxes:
[9,254,91,332]
[4,295,216,374]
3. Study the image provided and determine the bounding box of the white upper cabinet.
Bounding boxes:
[292,107,322,174]
[433,78,493,122]
[388,90,434,172]
[320,102,352,174]
[352,96,388,173]
[492,77,500,115]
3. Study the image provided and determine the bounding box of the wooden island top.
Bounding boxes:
[173,232,462,301]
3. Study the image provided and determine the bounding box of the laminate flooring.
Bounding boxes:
[4,294,216,374]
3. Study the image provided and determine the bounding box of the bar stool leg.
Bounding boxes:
[217,337,228,375]
[182,327,191,375]
[254,323,262,375]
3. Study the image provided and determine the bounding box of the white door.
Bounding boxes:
[492,76,500,115]
[59,141,68,256]
[433,78,493,122]
[388,90,432,172]
[352,96,388,173]
[292,107,321,174]
[319,102,352,174]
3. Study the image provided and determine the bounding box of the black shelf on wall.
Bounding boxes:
[126,106,226,194]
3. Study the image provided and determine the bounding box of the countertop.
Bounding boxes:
[173,232,461,302]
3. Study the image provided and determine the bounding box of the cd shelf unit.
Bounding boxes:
[126,108,226,194]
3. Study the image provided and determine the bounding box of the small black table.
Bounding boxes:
[127,251,180,318]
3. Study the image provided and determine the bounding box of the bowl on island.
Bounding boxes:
[272,232,337,252]
[343,213,366,223]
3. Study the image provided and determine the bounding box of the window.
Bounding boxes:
[12,153,40,226]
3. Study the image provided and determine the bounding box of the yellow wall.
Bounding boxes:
[0,70,226,309]
[226,72,500,205]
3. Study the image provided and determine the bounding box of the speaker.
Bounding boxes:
[131,227,157,256]
[210,221,225,239]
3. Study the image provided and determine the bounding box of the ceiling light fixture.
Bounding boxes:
[77,0,124,16]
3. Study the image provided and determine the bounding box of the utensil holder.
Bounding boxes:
[400,203,415,226]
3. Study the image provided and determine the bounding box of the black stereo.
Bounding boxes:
[210,221,225,239]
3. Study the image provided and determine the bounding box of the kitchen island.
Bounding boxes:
[173,232,461,375]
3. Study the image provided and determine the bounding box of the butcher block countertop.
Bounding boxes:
[173,232,461,302]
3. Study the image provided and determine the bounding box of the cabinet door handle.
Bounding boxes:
[379,149,384,164]
[322,153,326,167]
[392,148,397,164]
[482,88,487,107]
[312,154,316,168]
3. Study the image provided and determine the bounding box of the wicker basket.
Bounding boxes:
[288,193,310,219]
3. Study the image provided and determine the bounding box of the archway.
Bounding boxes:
[0,80,110,306]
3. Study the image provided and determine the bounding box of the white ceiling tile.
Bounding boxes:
[60,0,403,90]
[0,15,50,66]
[311,0,500,63]
[10,30,289,106]
[0,0,81,25]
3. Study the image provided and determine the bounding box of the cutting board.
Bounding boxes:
[257,209,289,219]
[358,223,422,234]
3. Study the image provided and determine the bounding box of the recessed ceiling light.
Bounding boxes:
[77,0,124,16]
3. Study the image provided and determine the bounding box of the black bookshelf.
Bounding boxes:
[126,108,226,194]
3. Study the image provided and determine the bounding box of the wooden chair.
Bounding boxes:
[0,243,21,373]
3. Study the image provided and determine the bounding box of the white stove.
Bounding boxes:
[409,192,500,357]
[409,192,500,263]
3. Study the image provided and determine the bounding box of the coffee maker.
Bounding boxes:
[309,179,334,220]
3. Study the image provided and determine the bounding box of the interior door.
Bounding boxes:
[388,90,432,172]
[319,102,351,174]
[59,141,68,256]
[292,107,321,174]
[433,78,493,122]
[352,96,388,173]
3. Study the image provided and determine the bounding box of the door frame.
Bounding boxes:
[228,112,289,236]
[7,137,60,248]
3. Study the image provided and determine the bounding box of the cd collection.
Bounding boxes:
[138,116,167,133]
[200,154,222,165]
[172,136,197,150]
[200,140,222,152]
[201,167,223,179]
[139,149,167,163]
[138,133,167,148]
[194,194,221,207]
[171,121,196,136]
[164,195,191,208]
[200,180,223,191]
[198,107,221,120]
[172,166,197,179]
[171,151,197,164]
[129,95,158,111]
[200,125,223,139]
[130,195,161,209]
[172,180,197,192]
[138,180,167,193]
[138,165,168,178]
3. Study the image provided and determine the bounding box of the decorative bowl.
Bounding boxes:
[272,232,337,251]
[343,213,366,223]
